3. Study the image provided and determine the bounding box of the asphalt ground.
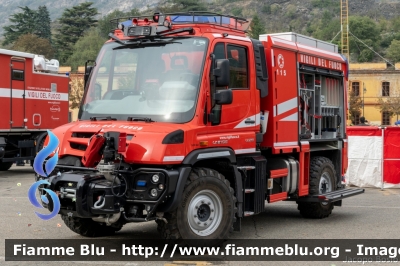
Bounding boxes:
[1,165,400,266]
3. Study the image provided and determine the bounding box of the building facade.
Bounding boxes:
[349,63,400,126]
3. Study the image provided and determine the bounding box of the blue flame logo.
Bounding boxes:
[29,130,60,220]
[33,130,59,177]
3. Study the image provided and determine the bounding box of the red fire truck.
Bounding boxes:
[0,49,69,171]
[41,12,364,240]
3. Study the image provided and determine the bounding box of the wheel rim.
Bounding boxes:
[320,172,332,206]
[187,189,223,236]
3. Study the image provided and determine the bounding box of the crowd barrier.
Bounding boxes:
[345,126,400,188]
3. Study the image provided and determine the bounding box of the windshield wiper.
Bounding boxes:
[127,117,155,123]
[90,116,117,121]
[112,37,181,50]
[108,33,126,45]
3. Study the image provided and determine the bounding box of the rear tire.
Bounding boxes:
[61,215,123,237]
[157,168,237,242]
[297,156,336,219]
[0,162,13,171]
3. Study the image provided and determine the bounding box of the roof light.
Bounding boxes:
[144,18,149,23]
[153,13,160,22]
[163,20,171,28]
[132,18,138,25]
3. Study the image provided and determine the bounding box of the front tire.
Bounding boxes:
[298,156,336,218]
[157,168,236,241]
[0,162,13,171]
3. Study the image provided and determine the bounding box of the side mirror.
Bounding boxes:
[84,66,93,89]
[214,89,233,105]
[213,59,230,87]
[84,60,95,90]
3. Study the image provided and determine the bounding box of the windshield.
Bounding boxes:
[78,37,208,123]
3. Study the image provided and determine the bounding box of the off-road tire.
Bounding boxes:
[0,162,13,171]
[157,167,237,241]
[61,215,123,237]
[298,156,336,219]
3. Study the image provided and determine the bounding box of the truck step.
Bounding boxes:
[296,188,365,203]
[237,166,255,170]
[244,211,254,216]
[245,189,255,193]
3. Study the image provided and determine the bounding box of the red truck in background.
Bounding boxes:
[0,49,69,171]
[39,12,365,241]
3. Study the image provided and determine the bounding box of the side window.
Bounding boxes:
[227,45,248,89]
[12,70,24,81]
[214,43,225,60]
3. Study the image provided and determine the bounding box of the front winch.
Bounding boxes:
[59,186,76,200]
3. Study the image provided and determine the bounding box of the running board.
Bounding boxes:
[296,188,365,203]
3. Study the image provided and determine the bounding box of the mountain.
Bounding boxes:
[2,0,400,46]
[1,0,400,34]
[0,0,159,36]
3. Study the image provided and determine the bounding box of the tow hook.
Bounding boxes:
[93,195,106,209]
[156,212,168,224]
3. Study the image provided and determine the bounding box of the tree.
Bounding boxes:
[69,76,85,109]
[349,90,363,125]
[3,7,37,46]
[66,28,105,71]
[386,39,400,63]
[2,6,52,46]
[12,34,54,58]
[349,16,380,62]
[54,2,99,64]
[248,15,265,39]
[376,89,400,122]
[35,6,52,42]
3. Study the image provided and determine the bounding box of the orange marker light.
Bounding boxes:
[199,141,208,146]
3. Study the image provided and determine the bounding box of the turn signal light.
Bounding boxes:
[199,141,208,146]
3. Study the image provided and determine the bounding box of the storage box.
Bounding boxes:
[259,32,338,53]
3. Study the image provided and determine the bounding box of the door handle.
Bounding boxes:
[245,120,255,124]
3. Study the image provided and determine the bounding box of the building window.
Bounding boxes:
[352,81,360,96]
[382,82,390,96]
[382,111,391,125]
[353,112,361,125]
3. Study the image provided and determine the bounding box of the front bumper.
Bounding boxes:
[45,168,179,219]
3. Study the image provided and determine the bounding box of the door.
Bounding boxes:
[207,40,258,153]
[10,57,25,128]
